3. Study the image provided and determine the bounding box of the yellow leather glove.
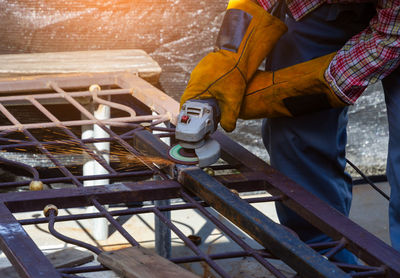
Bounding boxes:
[239,53,347,119]
[180,0,287,132]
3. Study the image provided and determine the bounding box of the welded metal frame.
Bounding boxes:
[0,72,398,278]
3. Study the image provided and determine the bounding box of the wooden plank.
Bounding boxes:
[44,247,94,268]
[0,248,94,278]
[98,246,199,278]
[0,49,161,85]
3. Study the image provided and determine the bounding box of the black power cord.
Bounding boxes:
[346,158,390,201]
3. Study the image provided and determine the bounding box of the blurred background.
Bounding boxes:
[0,0,388,177]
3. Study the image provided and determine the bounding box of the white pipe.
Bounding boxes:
[82,99,110,241]
[90,103,110,240]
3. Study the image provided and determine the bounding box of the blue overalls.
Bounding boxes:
[263,2,400,262]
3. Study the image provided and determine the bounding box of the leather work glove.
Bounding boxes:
[239,53,347,119]
[180,0,287,132]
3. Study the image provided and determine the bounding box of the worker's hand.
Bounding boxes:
[180,0,287,132]
[239,53,348,119]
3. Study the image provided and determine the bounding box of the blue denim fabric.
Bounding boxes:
[261,2,391,263]
[383,66,400,251]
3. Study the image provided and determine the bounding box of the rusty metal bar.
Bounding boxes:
[47,208,102,255]
[0,88,130,102]
[0,203,61,278]
[16,196,276,225]
[0,170,155,189]
[91,198,140,246]
[0,181,181,213]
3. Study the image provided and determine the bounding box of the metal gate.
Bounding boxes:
[0,72,398,278]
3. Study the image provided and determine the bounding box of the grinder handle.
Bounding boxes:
[189,99,221,132]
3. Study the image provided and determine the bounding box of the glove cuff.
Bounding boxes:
[181,0,287,131]
[240,53,349,120]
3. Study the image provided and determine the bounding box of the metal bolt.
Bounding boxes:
[230,189,240,196]
[140,122,151,128]
[29,180,43,191]
[187,235,202,246]
[43,204,58,217]
[203,167,215,176]
[89,84,101,92]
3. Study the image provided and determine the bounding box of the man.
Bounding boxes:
[181,0,400,262]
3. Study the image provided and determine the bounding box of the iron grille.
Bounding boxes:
[0,72,398,278]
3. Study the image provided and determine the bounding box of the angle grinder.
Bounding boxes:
[168,99,221,167]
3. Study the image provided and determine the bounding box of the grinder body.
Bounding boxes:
[171,99,221,167]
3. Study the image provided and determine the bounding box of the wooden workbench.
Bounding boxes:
[0,49,161,85]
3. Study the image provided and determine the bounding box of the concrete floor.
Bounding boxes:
[0,182,392,277]
[350,182,390,245]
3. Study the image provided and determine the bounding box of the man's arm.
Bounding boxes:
[237,0,400,120]
[325,0,400,104]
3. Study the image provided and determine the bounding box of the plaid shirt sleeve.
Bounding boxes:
[325,0,400,104]
[257,0,278,12]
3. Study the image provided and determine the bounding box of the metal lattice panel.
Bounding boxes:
[0,72,398,278]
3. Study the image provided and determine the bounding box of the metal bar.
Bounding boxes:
[0,114,164,132]
[350,269,387,277]
[154,199,171,258]
[0,170,155,189]
[178,167,349,278]
[336,263,386,273]
[324,238,347,259]
[47,209,102,255]
[0,203,61,278]
[58,265,108,275]
[152,119,172,257]
[91,198,140,246]
[0,156,39,180]
[0,133,142,150]
[0,72,117,93]
[0,88,130,102]
[170,250,273,264]
[130,129,171,163]
[1,181,181,213]
[115,72,179,126]
[17,196,279,226]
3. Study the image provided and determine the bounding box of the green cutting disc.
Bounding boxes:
[168,144,199,165]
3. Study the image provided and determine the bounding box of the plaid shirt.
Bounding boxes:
[257,0,400,104]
